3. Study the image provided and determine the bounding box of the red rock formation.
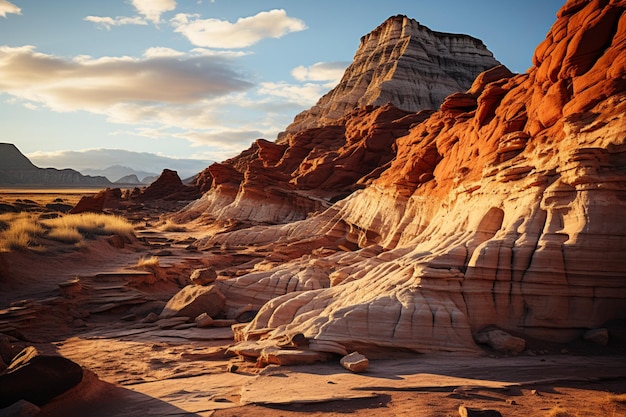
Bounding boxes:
[176,104,426,225]
[70,188,123,214]
[185,0,626,358]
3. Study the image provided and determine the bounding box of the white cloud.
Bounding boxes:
[291,61,349,84]
[0,45,253,113]
[0,0,20,18]
[171,9,306,48]
[131,0,176,24]
[84,15,147,30]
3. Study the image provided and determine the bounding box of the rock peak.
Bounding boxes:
[279,15,500,142]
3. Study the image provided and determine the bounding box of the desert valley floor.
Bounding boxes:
[0,190,625,417]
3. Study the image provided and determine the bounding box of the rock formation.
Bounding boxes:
[0,143,111,187]
[278,15,501,142]
[175,16,500,227]
[171,0,626,359]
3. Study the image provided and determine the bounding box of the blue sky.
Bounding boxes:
[0,0,564,174]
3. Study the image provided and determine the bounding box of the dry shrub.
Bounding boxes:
[43,213,134,240]
[135,256,159,269]
[46,226,83,244]
[0,213,45,251]
[0,212,135,251]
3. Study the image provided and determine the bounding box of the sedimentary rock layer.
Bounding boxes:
[278,15,501,141]
[198,0,626,356]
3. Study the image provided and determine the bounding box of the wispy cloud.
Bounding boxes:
[0,0,20,18]
[291,61,349,85]
[171,9,307,48]
[131,0,176,24]
[84,15,147,30]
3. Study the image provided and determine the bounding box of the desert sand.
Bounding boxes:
[1,192,624,417]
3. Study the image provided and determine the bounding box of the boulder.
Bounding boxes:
[474,329,526,354]
[159,285,226,320]
[583,328,609,346]
[340,352,369,373]
[0,347,83,408]
[194,313,214,328]
[190,267,217,286]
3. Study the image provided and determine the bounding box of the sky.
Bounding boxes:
[0,0,565,176]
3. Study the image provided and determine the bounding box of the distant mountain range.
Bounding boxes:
[0,143,112,187]
[81,165,159,184]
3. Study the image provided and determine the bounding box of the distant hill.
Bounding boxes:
[82,165,158,184]
[0,143,112,187]
[114,174,142,185]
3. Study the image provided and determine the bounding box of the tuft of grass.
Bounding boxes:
[160,219,187,232]
[43,213,135,240]
[0,213,45,251]
[0,212,135,251]
[45,226,83,244]
[546,406,576,417]
[135,256,159,269]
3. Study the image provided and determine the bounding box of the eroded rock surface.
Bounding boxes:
[174,0,626,359]
[279,15,501,141]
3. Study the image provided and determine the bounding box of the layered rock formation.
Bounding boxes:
[278,15,501,142]
[176,0,626,358]
[178,16,499,226]
[0,143,111,187]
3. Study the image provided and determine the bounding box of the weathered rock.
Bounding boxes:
[190,267,217,286]
[583,328,609,346]
[177,1,626,356]
[0,347,83,408]
[70,188,122,214]
[160,285,226,320]
[340,352,369,373]
[458,405,503,417]
[474,329,526,354]
[257,348,329,366]
[194,313,214,328]
[279,15,500,141]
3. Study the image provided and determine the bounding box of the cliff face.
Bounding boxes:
[175,0,626,357]
[0,143,111,186]
[278,15,501,142]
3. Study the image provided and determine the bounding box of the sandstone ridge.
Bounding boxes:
[174,0,626,359]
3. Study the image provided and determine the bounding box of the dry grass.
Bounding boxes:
[546,407,576,417]
[0,212,135,251]
[43,213,135,240]
[160,219,187,232]
[0,213,45,251]
[608,393,626,404]
[135,256,160,268]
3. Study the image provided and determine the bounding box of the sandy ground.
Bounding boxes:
[1,192,625,417]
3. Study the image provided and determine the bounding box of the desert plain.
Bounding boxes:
[0,190,624,417]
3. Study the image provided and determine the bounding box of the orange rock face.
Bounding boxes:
[182,0,626,358]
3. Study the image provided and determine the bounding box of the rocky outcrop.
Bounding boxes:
[186,0,626,358]
[278,15,501,142]
[0,143,111,186]
[175,17,500,227]
[176,105,429,225]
